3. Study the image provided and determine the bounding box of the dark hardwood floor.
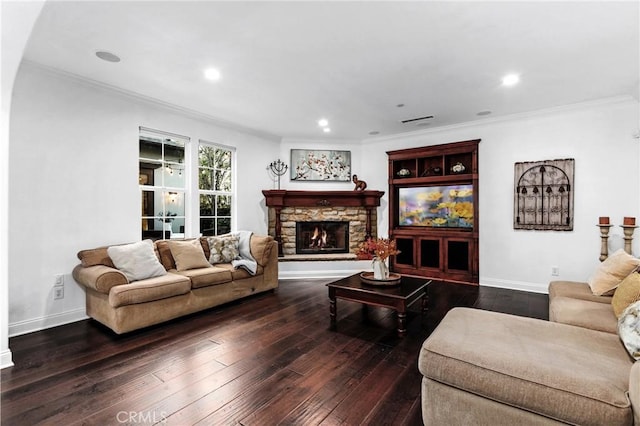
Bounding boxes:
[1,278,548,425]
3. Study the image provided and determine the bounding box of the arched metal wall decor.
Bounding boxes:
[514,158,574,231]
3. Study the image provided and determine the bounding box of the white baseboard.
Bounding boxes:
[9,308,89,338]
[278,259,370,281]
[279,269,357,280]
[279,267,550,295]
[0,349,13,369]
[480,277,548,294]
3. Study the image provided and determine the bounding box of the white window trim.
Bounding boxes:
[197,140,236,236]
[139,127,190,239]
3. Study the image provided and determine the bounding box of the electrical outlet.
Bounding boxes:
[54,274,64,286]
[54,287,64,300]
[551,266,560,276]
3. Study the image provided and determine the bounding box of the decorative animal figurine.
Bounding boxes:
[352,175,367,191]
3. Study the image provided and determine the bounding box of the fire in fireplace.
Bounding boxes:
[296,221,349,254]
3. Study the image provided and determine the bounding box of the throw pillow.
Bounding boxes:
[618,300,640,361]
[107,239,167,282]
[207,235,239,264]
[167,239,211,271]
[611,270,640,318]
[587,249,640,296]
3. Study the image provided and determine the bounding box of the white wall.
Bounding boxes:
[1,0,45,368]
[7,59,639,337]
[361,97,640,293]
[8,62,280,336]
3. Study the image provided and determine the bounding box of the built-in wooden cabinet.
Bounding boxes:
[388,140,480,285]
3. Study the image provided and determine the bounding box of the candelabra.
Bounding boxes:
[621,225,638,255]
[267,159,288,190]
[597,223,613,262]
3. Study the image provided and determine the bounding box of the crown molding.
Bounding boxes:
[281,137,361,145]
[20,60,283,142]
[364,94,639,144]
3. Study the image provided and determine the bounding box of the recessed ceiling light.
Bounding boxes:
[318,118,329,127]
[204,68,221,81]
[502,73,520,86]
[95,51,120,63]
[477,110,492,116]
[323,127,331,133]
[369,131,380,135]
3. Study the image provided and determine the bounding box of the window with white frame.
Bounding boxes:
[139,127,188,240]
[198,142,234,236]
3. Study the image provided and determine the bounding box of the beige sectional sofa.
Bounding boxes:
[72,234,278,334]
[418,279,639,425]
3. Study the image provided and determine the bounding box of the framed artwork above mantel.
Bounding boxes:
[290,149,351,181]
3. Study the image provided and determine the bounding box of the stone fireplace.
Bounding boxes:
[295,221,349,254]
[262,190,385,257]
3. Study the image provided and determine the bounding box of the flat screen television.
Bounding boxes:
[398,184,473,228]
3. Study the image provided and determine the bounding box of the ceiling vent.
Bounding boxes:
[401,115,434,124]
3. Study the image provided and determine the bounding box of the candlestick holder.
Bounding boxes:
[267,159,288,190]
[597,224,613,261]
[621,225,638,255]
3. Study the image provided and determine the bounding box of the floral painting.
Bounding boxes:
[290,149,351,181]
[398,185,474,228]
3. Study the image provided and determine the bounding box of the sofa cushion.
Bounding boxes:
[77,246,115,268]
[612,271,640,318]
[549,296,618,333]
[155,240,176,270]
[174,266,233,289]
[588,249,640,296]
[107,240,167,282]
[199,237,211,259]
[168,239,211,271]
[419,308,634,426]
[618,300,640,361]
[207,235,239,264]
[548,280,612,304]
[108,273,191,308]
[214,262,260,280]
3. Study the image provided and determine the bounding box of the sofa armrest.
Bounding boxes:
[250,235,276,267]
[72,264,128,294]
[631,361,640,426]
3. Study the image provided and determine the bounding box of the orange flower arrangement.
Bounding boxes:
[356,237,401,261]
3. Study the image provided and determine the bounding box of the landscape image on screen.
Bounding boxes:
[398,185,473,228]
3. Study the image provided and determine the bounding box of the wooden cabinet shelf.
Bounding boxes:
[387,139,480,285]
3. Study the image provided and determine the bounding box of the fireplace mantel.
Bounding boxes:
[262,190,385,256]
[262,190,384,208]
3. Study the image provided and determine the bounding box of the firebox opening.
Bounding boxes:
[296,221,349,254]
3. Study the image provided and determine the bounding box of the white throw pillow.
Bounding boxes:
[107,240,167,282]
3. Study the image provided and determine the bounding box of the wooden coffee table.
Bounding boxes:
[326,273,431,337]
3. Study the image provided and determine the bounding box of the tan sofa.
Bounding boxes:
[418,280,639,425]
[72,234,278,334]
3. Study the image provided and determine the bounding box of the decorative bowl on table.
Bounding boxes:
[359,272,402,286]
